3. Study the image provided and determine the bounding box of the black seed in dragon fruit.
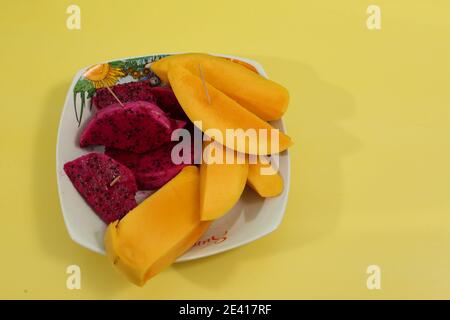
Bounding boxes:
[79,101,186,153]
[63,152,138,224]
[105,142,194,190]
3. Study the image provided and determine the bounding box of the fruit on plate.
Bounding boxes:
[63,53,291,285]
[105,142,193,190]
[151,53,289,121]
[63,152,138,223]
[168,65,292,155]
[200,141,248,221]
[79,101,185,153]
[104,166,211,286]
[93,80,155,109]
[247,159,284,197]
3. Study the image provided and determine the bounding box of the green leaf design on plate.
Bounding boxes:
[73,79,95,126]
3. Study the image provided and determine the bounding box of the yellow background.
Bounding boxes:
[1,0,449,299]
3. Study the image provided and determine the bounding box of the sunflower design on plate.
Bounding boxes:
[83,63,125,88]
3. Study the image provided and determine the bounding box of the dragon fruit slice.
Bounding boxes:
[105,142,193,190]
[93,80,155,109]
[93,82,188,120]
[80,101,185,153]
[63,152,138,224]
[151,86,188,120]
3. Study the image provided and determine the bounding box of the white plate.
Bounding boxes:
[56,53,290,262]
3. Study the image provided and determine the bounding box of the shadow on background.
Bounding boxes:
[173,56,362,289]
[32,82,128,297]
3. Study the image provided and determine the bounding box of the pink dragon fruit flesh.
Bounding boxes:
[93,81,188,121]
[79,101,186,153]
[105,142,194,190]
[63,152,138,224]
[93,80,155,110]
[151,86,189,120]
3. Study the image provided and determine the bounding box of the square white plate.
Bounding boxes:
[56,53,290,262]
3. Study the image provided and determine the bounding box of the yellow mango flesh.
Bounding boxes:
[168,65,293,155]
[152,53,289,121]
[200,141,249,221]
[104,166,211,286]
[247,161,284,197]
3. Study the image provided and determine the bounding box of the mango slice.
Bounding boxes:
[247,160,284,197]
[168,65,293,155]
[200,141,249,221]
[152,53,289,121]
[104,166,211,286]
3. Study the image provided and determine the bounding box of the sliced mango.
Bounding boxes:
[104,166,211,286]
[200,141,248,221]
[168,65,293,155]
[152,53,289,121]
[247,160,284,197]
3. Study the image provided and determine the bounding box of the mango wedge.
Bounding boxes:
[247,160,284,197]
[152,53,289,121]
[104,166,211,286]
[168,66,293,155]
[200,141,249,221]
